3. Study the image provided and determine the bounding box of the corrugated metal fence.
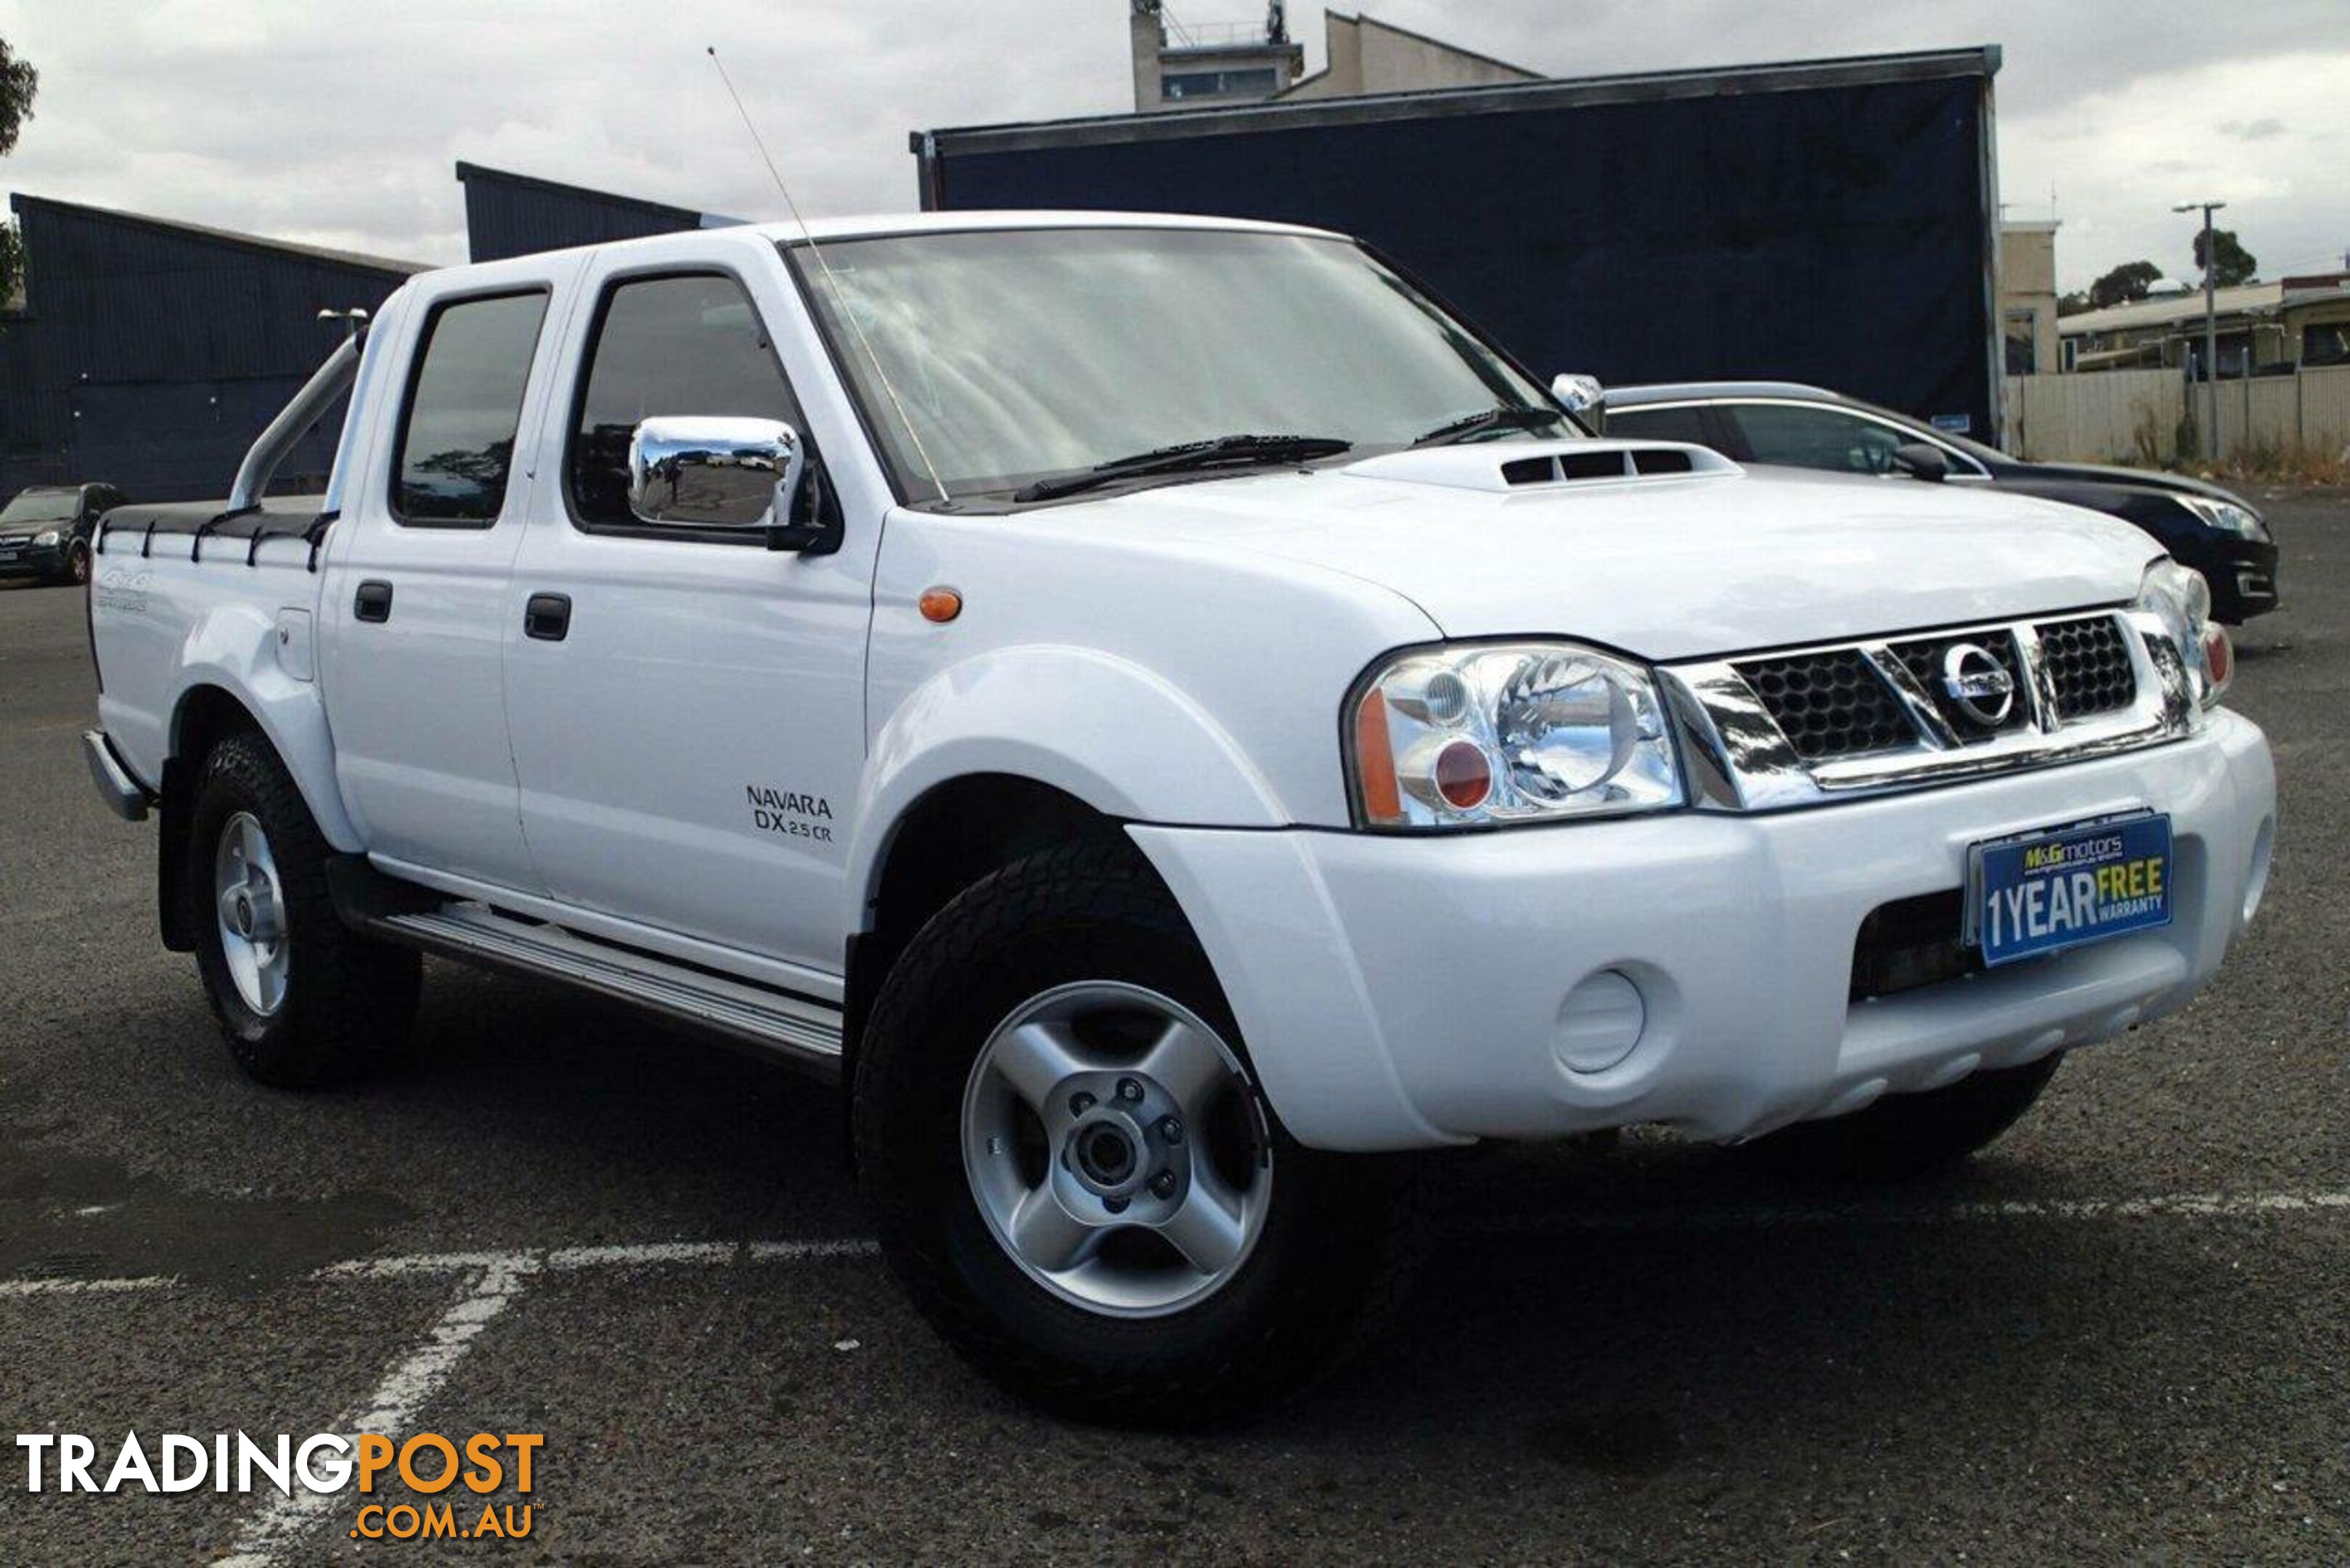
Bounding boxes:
[2005,367,2350,465]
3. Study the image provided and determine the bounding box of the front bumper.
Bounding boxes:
[0,537,68,579]
[1132,710,2275,1151]
[2190,537,2280,623]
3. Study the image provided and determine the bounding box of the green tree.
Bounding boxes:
[2086,260,2161,311]
[0,221,22,308]
[1,38,36,305]
[2192,227,2257,287]
[0,37,34,155]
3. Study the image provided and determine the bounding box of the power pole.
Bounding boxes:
[317,306,370,345]
[2172,200,2226,460]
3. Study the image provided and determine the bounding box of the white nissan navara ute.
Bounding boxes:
[81,213,2275,1424]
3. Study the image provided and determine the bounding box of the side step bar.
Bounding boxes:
[331,862,842,1079]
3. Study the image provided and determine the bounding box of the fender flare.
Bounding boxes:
[168,602,361,852]
[844,645,1286,926]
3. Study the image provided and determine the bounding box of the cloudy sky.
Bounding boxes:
[1,0,2344,292]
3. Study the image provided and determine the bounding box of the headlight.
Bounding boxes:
[2178,495,2267,541]
[1348,642,1684,829]
[32,529,60,547]
[2136,558,2231,710]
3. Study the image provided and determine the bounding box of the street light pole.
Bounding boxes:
[2172,200,2226,460]
[316,306,370,344]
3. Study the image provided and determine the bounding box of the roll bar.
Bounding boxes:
[227,330,365,513]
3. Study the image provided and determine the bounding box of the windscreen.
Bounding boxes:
[793,227,1557,499]
[1,490,76,523]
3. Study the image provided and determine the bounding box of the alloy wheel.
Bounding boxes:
[960,981,1273,1318]
[213,811,290,1016]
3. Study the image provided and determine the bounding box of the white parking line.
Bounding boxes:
[214,1258,538,1568]
[210,1240,880,1564]
[317,1249,546,1280]
[6,1197,2348,1564]
[7,1189,2350,1306]
[0,1273,176,1299]
[1482,1186,2350,1236]
[316,1236,881,1281]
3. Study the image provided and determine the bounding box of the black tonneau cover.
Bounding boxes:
[94,497,335,568]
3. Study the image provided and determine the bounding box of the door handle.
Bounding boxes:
[523,592,572,642]
[353,580,393,623]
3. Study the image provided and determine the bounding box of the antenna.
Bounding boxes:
[707,46,950,505]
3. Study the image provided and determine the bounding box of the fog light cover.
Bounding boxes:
[1554,970,1647,1074]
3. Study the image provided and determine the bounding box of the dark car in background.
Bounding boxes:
[0,483,130,587]
[1601,383,2280,624]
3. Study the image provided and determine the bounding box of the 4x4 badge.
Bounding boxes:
[1941,642,2017,727]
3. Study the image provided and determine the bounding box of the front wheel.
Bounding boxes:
[1733,1053,2063,1182]
[62,539,91,587]
[856,842,1422,1426]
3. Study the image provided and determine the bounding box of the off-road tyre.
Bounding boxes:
[856,841,1427,1427]
[185,730,420,1087]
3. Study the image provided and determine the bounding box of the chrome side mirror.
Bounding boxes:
[628,416,825,550]
[1550,372,1607,428]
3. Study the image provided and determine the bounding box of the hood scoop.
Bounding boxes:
[1341,438,1739,494]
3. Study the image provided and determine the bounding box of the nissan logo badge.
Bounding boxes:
[1941,642,2017,727]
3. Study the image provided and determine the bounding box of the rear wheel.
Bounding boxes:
[186,730,420,1087]
[1734,1054,2063,1182]
[857,841,1422,1426]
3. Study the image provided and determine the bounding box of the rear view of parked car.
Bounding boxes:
[1600,383,2280,624]
[0,483,129,587]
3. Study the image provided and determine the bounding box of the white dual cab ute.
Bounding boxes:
[83,212,2274,1423]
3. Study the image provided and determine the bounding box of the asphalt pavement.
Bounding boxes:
[2,491,2346,1564]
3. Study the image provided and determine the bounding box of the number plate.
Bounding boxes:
[1967,814,2173,968]
[0,550,19,563]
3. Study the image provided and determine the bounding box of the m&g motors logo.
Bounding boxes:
[15,1431,541,1541]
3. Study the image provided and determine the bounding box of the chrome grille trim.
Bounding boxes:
[1860,642,1960,751]
[1660,608,2192,811]
[2012,621,2061,732]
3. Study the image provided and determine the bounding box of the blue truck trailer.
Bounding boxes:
[912,46,2006,441]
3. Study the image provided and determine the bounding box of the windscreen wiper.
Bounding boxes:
[1411,406,1567,447]
[1013,433,1353,502]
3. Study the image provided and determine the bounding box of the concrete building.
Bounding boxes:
[1127,4,1537,113]
[1999,219,2059,375]
[1128,1,1305,112]
[1278,11,1540,101]
[2058,272,2350,376]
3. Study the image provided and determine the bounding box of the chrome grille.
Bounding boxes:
[1734,649,1912,761]
[1888,629,2031,741]
[1661,608,2192,812]
[2037,615,2135,719]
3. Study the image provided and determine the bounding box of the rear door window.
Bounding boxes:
[1723,403,1906,475]
[389,290,550,526]
[1603,404,1720,450]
